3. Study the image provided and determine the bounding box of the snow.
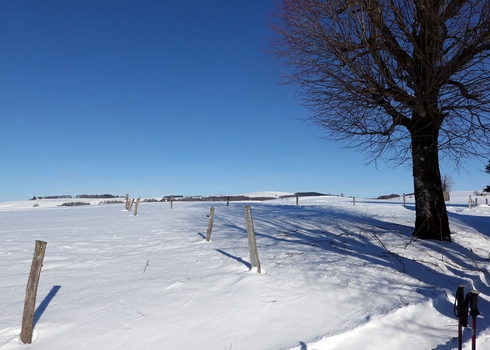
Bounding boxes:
[0,191,489,349]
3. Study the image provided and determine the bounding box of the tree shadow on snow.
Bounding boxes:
[402,203,490,238]
[33,285,61,327]
[220,203,415,273]
[215,202,490,347]
[447,211,490,238]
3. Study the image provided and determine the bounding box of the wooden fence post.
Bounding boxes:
[443,191,450,201]
[296,193,299,206]
[469,195,472,209]
[171,196,173,209]
[244,206,261,273]
[353,197,356,206]
[129,198,135,211]
[403,193,406,207]
[134,197,141,216]
[20,240,47,344]
[206,207,215,241]
[125,194,129,210]
[226,196,230,206]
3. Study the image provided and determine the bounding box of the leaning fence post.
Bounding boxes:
[20,240,47,344]
[134,197,141,216]
[244,206,261,273]
[206,207,215,241]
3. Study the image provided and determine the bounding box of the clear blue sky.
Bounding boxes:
[1,0,488,202]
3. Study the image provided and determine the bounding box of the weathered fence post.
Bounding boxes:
[353,196,356,206]
[244,206,261,273]
[296,193,299,206]
[134,197,141,216]
[226,196,230,206]
[125,194,130,210]
[443,191,450,202]
[206,207,215,242]
[20,240,47,344]
[129,198,135,211]
[403,193,406,206]
[170,195,174,209]
[469,195,472,209]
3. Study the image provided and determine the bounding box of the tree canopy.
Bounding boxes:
[270,0,490,240]
[271,0,490,166]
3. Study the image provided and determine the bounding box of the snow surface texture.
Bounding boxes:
[0,191,489,350]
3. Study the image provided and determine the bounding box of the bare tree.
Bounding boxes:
[270,0,490,240]
[441,174,454,193]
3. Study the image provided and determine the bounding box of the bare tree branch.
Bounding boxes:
[270,0,490,240]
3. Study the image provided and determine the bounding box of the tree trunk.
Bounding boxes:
[411,126,451,241]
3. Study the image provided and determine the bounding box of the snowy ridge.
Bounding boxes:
[240,191,295,198]
[0,191,489,349]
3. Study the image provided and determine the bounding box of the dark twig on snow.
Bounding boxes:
[370,230,406,272]
[470,248,485,273]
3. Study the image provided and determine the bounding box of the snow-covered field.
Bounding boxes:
[0,191,489,349]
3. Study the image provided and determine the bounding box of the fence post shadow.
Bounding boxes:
[215,249,251,269]
[33,285,61,327]
[197,232,206,239]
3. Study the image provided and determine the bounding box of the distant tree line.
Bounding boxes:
[161,195,184,200]
[294,192,326,197]
[30,194,122,200]
[59,202,90,207]
[376,194,401,200]
[76,194,122,199]
[160,195,277,202]
[30,195,72,200]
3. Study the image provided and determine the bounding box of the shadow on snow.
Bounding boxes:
[33,285,61,328]
[206,202,490,348]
